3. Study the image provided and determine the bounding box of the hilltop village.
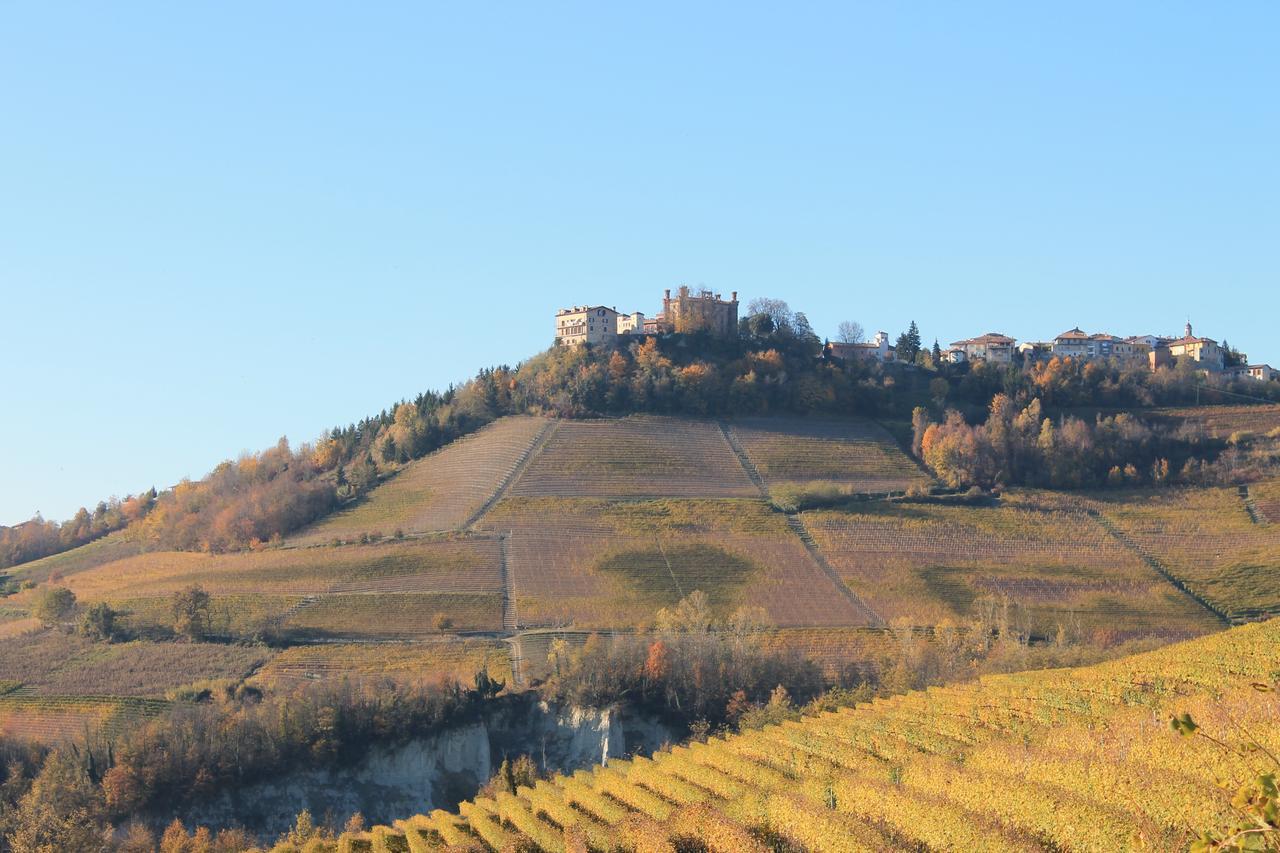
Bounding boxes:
[556,287,1277,381]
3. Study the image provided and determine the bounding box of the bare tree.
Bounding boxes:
[746,297,794,332]
[837,320,865,344]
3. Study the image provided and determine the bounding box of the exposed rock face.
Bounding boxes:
[166,698,675,840]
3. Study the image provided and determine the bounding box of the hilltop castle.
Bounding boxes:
[555,286,738,347]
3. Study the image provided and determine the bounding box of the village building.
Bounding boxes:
[950,332,1016,363]
[1165,322,1224,372]
[1226,364,1277,382]
[1052,327,1091,359]
[554,286,740,347]
[826,331,894,363]
[554,305,621,347]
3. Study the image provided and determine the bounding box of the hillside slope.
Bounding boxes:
[338,618,1280,852]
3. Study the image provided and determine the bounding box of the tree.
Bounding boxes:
[172,585,212,640]
[895,321,923,364]
[746,297,793,334]
[78,602,119,642]
[34,586,76,626]
[837,320,865,344]
[932,339,943,363]
[4,749,108,853]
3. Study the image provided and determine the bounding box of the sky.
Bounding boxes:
[1,2,1277,525]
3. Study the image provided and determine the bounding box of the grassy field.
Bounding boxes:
[508,417,758,498]
[481,497,873,629]
[288,416,549,544]
[251,638,512,691]
[729,416,930,496]
[342,617,1280,852]
[1089,485,1280,621]
[804,490,1219,644]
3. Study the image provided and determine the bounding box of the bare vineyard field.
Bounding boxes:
[284,592,504,638]
[8,537,505,639]
[1090,486,1280,621]
[1146,403,1280,438]
[0,692,169,745]
[345,618,1280,852]
[508,417,758,498]
[482,497,872,630]
[289,416,550,544]
[0,631,267,697]
[13,530,146,584]
[805,490,1218,643]
[1250,478,1280,524]
[252,638,512,690]
[756,628,900,681]
[730,416,931,494]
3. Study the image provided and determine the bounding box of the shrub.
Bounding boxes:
[78,603,119,642]
[33,587,76,626]
[171,585,212,640]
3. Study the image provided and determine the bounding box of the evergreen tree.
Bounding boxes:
[932,339,943,363]
[895,321,923,364]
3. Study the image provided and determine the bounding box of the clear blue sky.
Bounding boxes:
[2,3,1277,525]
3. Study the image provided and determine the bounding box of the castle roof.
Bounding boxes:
[952,332,1016,346]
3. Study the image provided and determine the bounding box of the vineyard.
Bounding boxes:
[251,638,512,690]
[480,497,873,629]
[289,416,550,545]
[728,416,930,495]
[803,490,1220,643]
[338,617,1280,852]
[0,631,267,698]
[4,536,506,640]
[1250,478,1280,524]
[508,417,758,498]
[1146,402,1280,438]
[1089,485,1280,622]
[0,692,170,744]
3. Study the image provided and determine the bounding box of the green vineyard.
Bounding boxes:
[320,618,1279,852]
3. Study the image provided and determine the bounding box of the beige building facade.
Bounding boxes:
[660,286,739,336]
[951,332,1016,363]
[555,305,621,347]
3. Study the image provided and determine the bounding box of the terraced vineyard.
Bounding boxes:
[341,618,1280,852]
[289,416,551,545]
[804,491,1219,643]
[1251,478,1280,524]
[508,417,758,498]
[729,416,930,495]
[1091,486,1280,622]
[480,498,874,629]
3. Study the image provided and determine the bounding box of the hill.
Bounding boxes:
[336,617,1280,852]
[4,409,1278,748]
